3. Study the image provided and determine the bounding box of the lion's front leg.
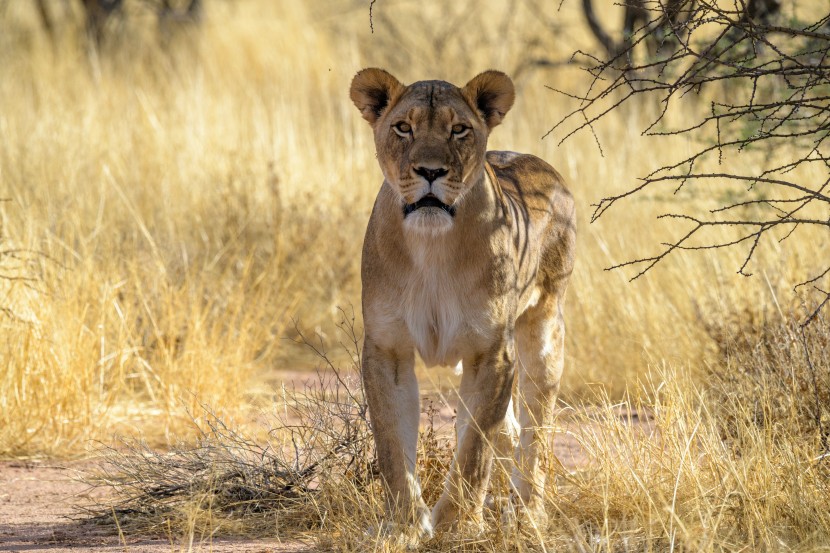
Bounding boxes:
[432,339,516,530]
[361,338,432,537]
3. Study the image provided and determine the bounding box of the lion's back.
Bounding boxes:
[487,150,576,293]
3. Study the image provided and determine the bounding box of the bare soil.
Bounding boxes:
[0,461,313,552]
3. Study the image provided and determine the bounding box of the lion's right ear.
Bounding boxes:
[349,68,405,126]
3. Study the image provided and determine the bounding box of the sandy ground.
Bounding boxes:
[0,461,312,552]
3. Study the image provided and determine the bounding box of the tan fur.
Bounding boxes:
[350,68,576,537]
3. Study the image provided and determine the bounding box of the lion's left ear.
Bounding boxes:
[462,70,515,129]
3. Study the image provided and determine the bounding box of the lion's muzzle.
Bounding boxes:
[402,194,456,217]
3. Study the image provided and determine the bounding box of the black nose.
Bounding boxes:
[413,166,448,184]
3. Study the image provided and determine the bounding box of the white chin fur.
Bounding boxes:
[403,208,454,236]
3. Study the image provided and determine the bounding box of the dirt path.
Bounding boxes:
[0,429,616,552]
[0,461,312,552]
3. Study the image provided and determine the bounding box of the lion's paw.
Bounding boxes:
[363,512,434,550]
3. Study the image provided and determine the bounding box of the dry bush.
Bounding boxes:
[82,314,376,537]
[702,306,830,452]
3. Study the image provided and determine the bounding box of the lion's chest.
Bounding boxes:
[401,257,486,368]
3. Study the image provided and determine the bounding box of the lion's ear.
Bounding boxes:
[462,70,515,129]
[350,68,405,126]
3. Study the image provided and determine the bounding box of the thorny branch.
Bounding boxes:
[556,0,830,318]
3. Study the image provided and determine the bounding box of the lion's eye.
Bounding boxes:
[451,124,470,137]
[393,122,412,136]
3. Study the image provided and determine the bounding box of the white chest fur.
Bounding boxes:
[402,240,467,368]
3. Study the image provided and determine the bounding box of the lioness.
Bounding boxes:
[350,68,575,536]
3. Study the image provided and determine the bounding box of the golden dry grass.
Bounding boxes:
[1,0,828,550]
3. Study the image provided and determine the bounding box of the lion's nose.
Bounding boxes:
[413,166,448,184]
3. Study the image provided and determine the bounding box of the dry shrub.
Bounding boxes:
[702,306,830,450]
[82,313,378,538]
[85,405,367,537]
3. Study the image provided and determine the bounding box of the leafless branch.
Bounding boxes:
[560,0,830,319]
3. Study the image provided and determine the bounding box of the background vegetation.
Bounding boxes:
[0,0,827,551]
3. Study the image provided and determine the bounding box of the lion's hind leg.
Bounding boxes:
[510,296,565,527]
[484,396,520,513]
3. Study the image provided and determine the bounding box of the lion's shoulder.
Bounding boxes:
[487,150,567,193]
[486,150,572,213]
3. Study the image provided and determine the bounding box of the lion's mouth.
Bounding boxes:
[403,194,456,217]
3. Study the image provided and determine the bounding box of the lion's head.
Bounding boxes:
[350,69,515,234]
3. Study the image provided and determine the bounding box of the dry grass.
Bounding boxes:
[1,0,828,550]
[80,317,830,552]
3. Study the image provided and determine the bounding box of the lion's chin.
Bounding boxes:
[403,207,454,236]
